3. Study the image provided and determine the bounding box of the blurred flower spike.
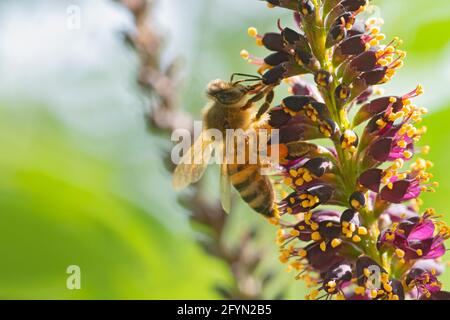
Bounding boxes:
[241,0,449,300]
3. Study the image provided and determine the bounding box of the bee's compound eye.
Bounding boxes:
[215,88,245,105]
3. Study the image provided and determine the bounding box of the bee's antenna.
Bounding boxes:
[230,73,262,84]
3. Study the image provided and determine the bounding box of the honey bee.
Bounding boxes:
[172,74,278,217]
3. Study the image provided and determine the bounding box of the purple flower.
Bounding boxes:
[379,211,446,260]
[406,268,442,299]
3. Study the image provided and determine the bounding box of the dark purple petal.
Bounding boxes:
[380,180,421,204]
[358,168,383,192]
[262,32,284,51]
[368,138,392,162]
[420,291,450,300]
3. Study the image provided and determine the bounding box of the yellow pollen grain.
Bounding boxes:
[416,249,423,256]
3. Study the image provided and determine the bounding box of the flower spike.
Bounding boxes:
[237,0,449,300]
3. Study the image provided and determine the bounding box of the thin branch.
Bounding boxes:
[114,0,276,299]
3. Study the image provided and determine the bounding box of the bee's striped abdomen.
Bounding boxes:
[228,164,275,217]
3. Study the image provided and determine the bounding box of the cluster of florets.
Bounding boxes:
[241,0,449,299]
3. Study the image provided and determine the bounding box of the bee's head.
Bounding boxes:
[206,79,249,105]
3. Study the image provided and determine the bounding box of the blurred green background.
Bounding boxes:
[0,0,449,299]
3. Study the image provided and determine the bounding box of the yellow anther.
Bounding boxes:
[370,27,380,35]
[389,97,398,103]
[351,199,360,209]
[289,169,298,177]
[349,223,356,233]
[268,217,280,226]
[395,249,405,258]
[383,283,393,293]
[247,27,258,37]
[327,280,337,288]
[331,238,342,248]
[308,289,319,300]
[403,150,413,159]
[370,290,379,299]
[397,140,408,148]
[298,249,307,258]
[416,249,423,256]
[352,235,362,243]
[240,49,249,60]
[358,227,368,235]
[311,232,321,241]
[416,84,424,95]
[355,286,366,295]
[320,241,327,252]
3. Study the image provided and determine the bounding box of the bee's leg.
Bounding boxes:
[241,91,266,110]
[255,88,274,120]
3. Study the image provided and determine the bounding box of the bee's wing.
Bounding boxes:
[172,132,213,190]
[220,163,232,214]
